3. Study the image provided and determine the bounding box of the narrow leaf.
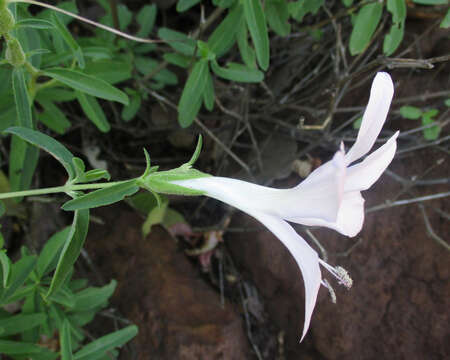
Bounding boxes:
[211,60,263,82]
[76,92,110,132]
[43,68,129,105]
[243,0,270,70]
[62,180,139,211]
[51,13,84,69]
[0,255,36,304]
[0,250,11,288]
[60,319,73,360]
[178,60,209,128]
[4,127,76,180]
[207,5,242,57]
[349,3,383,55]
[73,280,116,311]
[0,313,46,336]
[157,28,196,56]
[15,19,55,30]
[37,227,71,278]
[73,325,138,360]
[47,209,89,298]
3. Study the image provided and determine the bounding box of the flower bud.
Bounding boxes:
[0,6,15,35]
[5,38,26,67]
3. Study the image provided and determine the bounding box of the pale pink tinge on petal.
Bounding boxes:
[345,72,394,164]
[345,132,398,192]
[248,211,321,342]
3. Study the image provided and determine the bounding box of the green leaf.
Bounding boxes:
[142,198,168,236]
[383,22,404,56]
[0,255,36,304]
[440,8,450,28]
[37,99,71,134]
[135,57,178,85]
[4,127,76,180]
[136,4,157,37]
[81,169,111,183]
[0,339,56,356]
[158,28,196,56]
[203,70,215,111]
[36,88,77,102]
[207,5,243,58]
[445,98,450,107]
[0,250,11,288]
[211,60,264,82]
[243,0,270,70]
[163,53,191,68]
[121,92,141,122]
[51,13,84,69]
[266,0,291,36]
[10,67,37,197]
[352,116,363,129]
[43,68,129,105]
[45,285,76,308]
[289,0,323,22]
[37,227,71,278]
[178,60,209,128]
[73,325,138,360]
[76,92,110,133]
[399,105,422,119]
[387,0,407,24]
[73,280,116,311]
[46,209,89,298]
[421,109,440,140]
[176,0,202,12]
[60,319,73,360]
[62,181,139,211]
[0,313,46,336]
[83,60,132,85]
[15,19,55,30]
[349,2,383,55]
[237,19,257,68]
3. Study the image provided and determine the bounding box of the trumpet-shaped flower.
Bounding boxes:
[171,72,398,340]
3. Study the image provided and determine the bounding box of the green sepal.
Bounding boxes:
[187,134,203,166]
[138,167,210,196]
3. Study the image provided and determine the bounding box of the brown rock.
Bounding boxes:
[86,207,250,359]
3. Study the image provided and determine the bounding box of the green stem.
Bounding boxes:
[0,181,127,200]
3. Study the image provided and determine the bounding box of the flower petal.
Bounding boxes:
[173,160,345,223]
[247,210,321,341]
[345,72,394,164]
[292,191,365,237]
[345,131,398,192]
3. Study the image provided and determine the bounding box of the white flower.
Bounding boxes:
[172,72,398,340]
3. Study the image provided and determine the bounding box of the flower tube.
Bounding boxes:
[171,72,398,340]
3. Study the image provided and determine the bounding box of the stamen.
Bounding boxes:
[321,279,337,304]
[319,259,353,289]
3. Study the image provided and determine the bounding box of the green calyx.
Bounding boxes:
[137,134,211,196]
[0,5,15,35]
[5,38,26,67]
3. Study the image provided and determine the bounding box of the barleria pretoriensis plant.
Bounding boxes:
[0,0,447,357]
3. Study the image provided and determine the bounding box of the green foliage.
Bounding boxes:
[0,231,136,359]
[399,105,442,140]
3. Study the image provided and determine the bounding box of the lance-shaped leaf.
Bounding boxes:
[62,180,139,211]
[0,313,46,336]
[207,4,243,58]
[0,255,36,304]
[349,2,383,55]
[43,68,129,105]
[73,325,138,360]
[4,127,76,181]
[178,60,209,128]
[15,19,55,30]
[51,13,84,69]
[211,59,263,82]
[243,0,270,70]
[76,91,110,132]
[60,319,73,360]
[10,68,38,198]
[47,209,89,298]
